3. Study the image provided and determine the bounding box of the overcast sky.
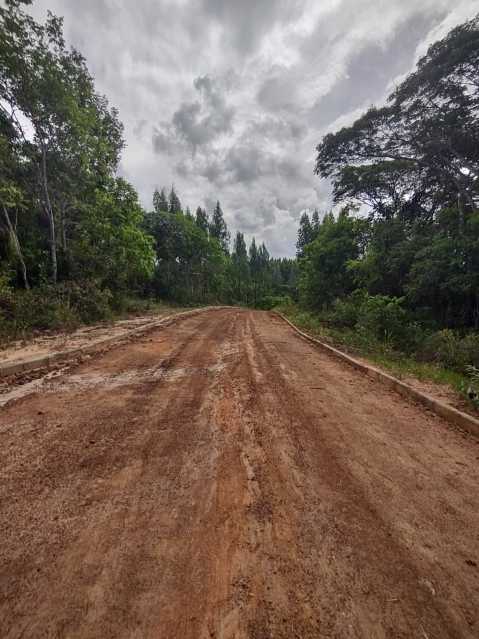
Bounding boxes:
[30,0,479,256]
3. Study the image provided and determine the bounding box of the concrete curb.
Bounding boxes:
[0,306,225,380]
[274,312,479,438]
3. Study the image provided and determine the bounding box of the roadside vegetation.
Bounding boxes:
[286,15,479,407]
[0,1,295,343]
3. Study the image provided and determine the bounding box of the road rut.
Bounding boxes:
[1,308,478,638]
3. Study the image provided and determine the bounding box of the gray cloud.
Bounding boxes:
[200,0,301,55]
[308,9,448,128]
[153,74,235,153]
[257,73,299,113]
[29,0,479,256]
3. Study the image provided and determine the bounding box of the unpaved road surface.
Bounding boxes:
[1,308,478,638]
[0,311,183,368]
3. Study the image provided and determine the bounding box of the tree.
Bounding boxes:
[0,1,124,283]
[72,177,155,289]
[231,231,249,302]
[0,112,29,288]
[153,188,168,213]
[168,186,182,214]
[311,209,321,238]
[299,209,367,309]
[210,201,230,253]
[315,16,479,219]
[296,212,314,257]
[195,206,209,234]
[310,14,479,330]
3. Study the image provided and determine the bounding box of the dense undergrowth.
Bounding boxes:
[0,276,187,345]
[276,299,479,410]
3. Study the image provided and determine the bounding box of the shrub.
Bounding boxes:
[460,333,479,369]
[420,329,479,371]
[0,279,114,342]
[0,274,16,322]
[257,295,294,311]
[61,280,113,323]
[327,290,366,328]
[356,295,406,342]
[322,292,420,352]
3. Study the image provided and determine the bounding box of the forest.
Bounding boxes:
[0,0,295,340]
[291,14,479,393]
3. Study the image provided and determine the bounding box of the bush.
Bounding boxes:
[0,273,16,322]
[257,295,294,311]
[0,279,114,342]
[420,329,479,371]
[62,280,113,323]
[356,295,406,343]
[322,292,421,352]
[327,290,366,328]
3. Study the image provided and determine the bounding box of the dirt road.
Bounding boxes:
[1,308,478,638]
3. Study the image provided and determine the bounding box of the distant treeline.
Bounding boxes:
[144,187,297,307]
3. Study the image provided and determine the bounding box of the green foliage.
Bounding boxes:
[153,188,168,214]
[420,330,479,371]
[0,280,115,340]
[256,295,293,311]
[72,178,155,290]
[325,290,365,328]
[311,14,479,334]
[0,272,15,321]
[145,189,296,309]
[195,207,209,234]
[355,294,409,346]
[465,366,479,407]
[0,2,157,331]
[296,212,315,257]
[299,209,367,309]
[210,201,230,254]
[168,186,182,214]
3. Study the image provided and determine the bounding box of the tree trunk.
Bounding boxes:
[60,201,68,252]
[40,145,57,284]
[2,205,29,290]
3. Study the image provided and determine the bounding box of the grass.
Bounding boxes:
[275,303,472,404]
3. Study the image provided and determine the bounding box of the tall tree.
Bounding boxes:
[153,188,168,213]
[249,237,260,305]
[231,231,249,302]
[210,201,230,253]
[311,209,321,238]
[195,206,209,234]
[168,186,182,214]
[0,0,124,283]
[296,212,314,257]
[299,209,367,309]
[315,15,479,219]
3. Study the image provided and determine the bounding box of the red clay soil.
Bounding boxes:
[1,308,478,638]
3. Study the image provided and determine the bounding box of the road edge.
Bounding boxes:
[274,311,479,438]
[0,306,226,379]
